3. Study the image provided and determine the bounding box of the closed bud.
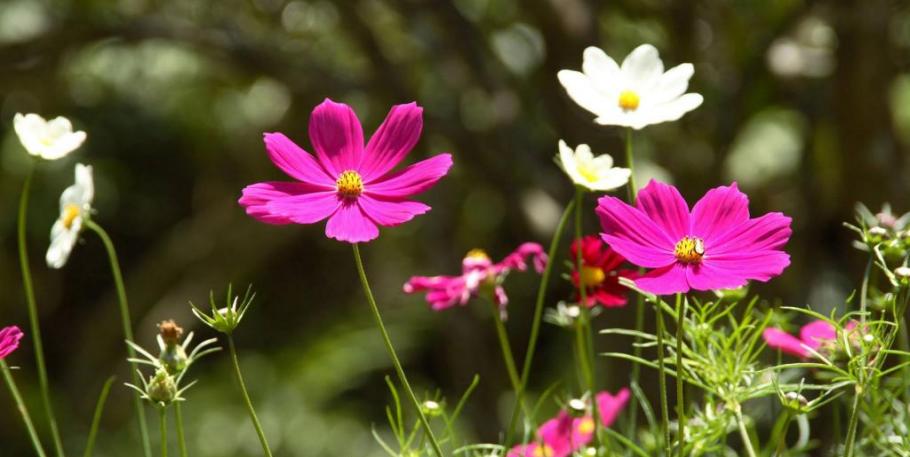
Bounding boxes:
[158,320,188,374]
[148,368,178,405]
[421,400,443,417]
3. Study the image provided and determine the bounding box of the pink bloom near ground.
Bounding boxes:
[239,98,453,243]
[596,180,792,295]
[0,326,23,360]
[763,319,854,358]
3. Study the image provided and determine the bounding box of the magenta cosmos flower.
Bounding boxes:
[764,320,857,358]
[507,388,630,457]
[0,326,23,359]
[596,180,792,295]
[403,243,546,312]
[239,99,453,243]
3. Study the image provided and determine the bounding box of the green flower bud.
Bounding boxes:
[148,368,178,405]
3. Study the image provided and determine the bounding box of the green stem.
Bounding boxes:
[82,376,115,457]
[227,335,273,457]
[83,219,152,457]
[488,300,522,395]
[18,166,65,457]
[159,408,167,457]
[624,128,637,200]
[734,404,757,457]
[625,127,645,432]
[843,388,861,457]
[859,257,872,325]
[674,294,686,456]
[506,199,575,442]
[174,403,188,457]
[2,360,47,457]
[351,244,444,457]
[655,302,671,456]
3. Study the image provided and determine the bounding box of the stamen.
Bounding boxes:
[579,266,606,287]
[533,446,555,457]
[62,204,80,230]
[465,249,490,261]
[674,236,705,263]
[577,417,595,434]
[618,90,640,111]
[335,170,364,198]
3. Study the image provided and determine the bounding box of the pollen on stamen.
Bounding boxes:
[674,236,705,263]
[618,90,640,111]
[62,204,80,230]
[335,170,364,198]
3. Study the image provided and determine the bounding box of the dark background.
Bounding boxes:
[1,0,909,455]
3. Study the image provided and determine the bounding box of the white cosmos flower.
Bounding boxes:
[14,113,87,160]
[557,45,703,130]
[558,140,630,192]
[47,164,94,269]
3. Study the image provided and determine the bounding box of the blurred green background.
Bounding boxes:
[1,0,909,455]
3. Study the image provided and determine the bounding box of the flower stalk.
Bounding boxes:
[2,359,47,457]
[674,293,686,456]
[159,407,168,457]
[227,335,273,457]
[655,302,671,455]
[175,403,188,457]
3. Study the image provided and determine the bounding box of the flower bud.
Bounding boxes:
[568,398,588,417]
[158,320,188,374]
[420,400,443,417]
[782,391,809,414]
[148,368,178,405]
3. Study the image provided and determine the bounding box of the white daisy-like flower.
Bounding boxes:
[557,45,703,130]
[47,164,94,269]
[558,140,630,192]
[14,113,87,160]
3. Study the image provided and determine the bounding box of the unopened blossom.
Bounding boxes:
[570,236,638,308]
[239,99,453,243]
[507,388,630,457]
[558,45,703,129]
[403,243,546,313]
[0,326,24,359]
[14,113,86,160]
[763,320,856,358]
[597,180,791,295]
[47,163,94,269]
[557,140,630,192]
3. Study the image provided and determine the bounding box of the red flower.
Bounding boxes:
[570,236,637,308]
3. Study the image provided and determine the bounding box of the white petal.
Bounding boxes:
[41,131,87,160]
[574,144,594,162]
[647,63,695,106]
[590,168,631,191]
[47,221,78,269]
[621,44,664,88]
[582,47,621,93]
[590,153,614,170]
[558,140,576,170]
[557,70,612,117]
[647,93,704,124]
[74,163,95,205]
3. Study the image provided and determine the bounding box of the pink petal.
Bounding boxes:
[596,388,630,428]
[507,444,545,457]
[0,326,23,360]
[403,275,471,310]
[799,320,837,349]
[700,250,791,284]
[365,153,453,198]
[708,213,792,256]
[239,182,331,225]
[308,98,365,176]
[685,260,751,291]
[763,328,809,357]
[357,195,430,227]
[635,180,690,241]
[262,189,341,225]
[262,133,335,187]
[325,200,379,243]
[634,263,690,295]
[689,183,750,243]
[538,412,576,456]
[597,196,676,268]
[360,102,424,181]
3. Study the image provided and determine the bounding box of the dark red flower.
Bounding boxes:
[570,236,637,308]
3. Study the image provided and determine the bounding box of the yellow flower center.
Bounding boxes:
[577,163,599,183]
[533,445,555,457]
[465,248,490,261]
[618,90,640,111]
[577,417,595,434]
[579,266,606,287]
[335,170,364,198]
[62,204,81,230]
[674,236,705,263]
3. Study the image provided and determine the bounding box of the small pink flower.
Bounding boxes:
[596,180,792,295]
[764,320,856,358]
[0,326,24,359]
[239,99,453,243]
[403,243,546,313]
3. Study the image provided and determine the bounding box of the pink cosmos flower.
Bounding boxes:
[507,388,630,457]
[569,236,638,308]
[764,320,856,358]
[596,180,792,295]
[0,326,24,359]
[239,99,453,243]
[403,243,546,313]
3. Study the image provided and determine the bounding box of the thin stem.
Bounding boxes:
[17,166,65,457]
[488,300,522,394]
[159,408,167,457]
[625,127,645,432]
[843,388,861,457]
[2,360,47,457]
[82,376,115,457]
[625,128,637,200]
[734,404,757,457]
[655,302,671,456]
[506,199,576,442]
[674,294,686,457]
[174,403,188,457]
[573,188,602,444]
[859,257,872,325]
[83,219,152,457]
[227,335,273,457]
[351,244,444,457]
